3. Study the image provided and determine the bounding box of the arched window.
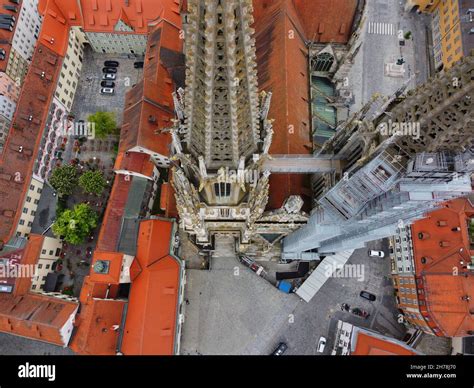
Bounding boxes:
[313,52,335,72]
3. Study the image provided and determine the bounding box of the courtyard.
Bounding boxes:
[70,45,143,126]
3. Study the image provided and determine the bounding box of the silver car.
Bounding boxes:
[100,88,114,95]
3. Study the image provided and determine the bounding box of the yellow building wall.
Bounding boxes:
[433,0,464,70]
[406,0,441,13]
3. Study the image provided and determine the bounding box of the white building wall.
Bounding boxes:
[31,236,63,292]
[55,29,84,112]
[16,177,44,237]
[11,0,43,63]
[0,95,16,120]
[85,32,147,55]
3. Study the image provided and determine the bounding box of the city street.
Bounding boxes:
[349,0,432,112]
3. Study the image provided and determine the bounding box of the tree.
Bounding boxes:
[87,111,117,139]
[49,164,78,197]
[79,170,107,195]
[52,204,98,245]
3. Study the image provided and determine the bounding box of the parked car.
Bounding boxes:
[103,73,116,80]
[351,308,370,319]
[103,67,117,74]
[101,80,115,88]
[104,60,119,67]
[100,88,115,95]
[369,250,385,258]
[134,61,144,69]
[317,337,326,353]
[360,291,376,302]
[271,342,288,356]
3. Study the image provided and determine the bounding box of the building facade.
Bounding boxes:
[408,0,474,71]
[7,0,43,85]
[391,197,474,337]
[54,29,85,112]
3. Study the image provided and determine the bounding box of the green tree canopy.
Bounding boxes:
[49,164,78,197]
[79,170,107,195]
[52,203,98,245]
[88,111,117,139]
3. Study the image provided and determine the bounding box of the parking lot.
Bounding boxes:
[70,46,143,126]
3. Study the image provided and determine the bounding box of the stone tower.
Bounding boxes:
[171,0,275,246]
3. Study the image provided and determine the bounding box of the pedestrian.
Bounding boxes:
[185,299,190,305]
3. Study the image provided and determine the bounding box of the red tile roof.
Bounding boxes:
[89,251,125,285]
[254,0,313,210]
[70,298,125,355]
[119,20,184,157]
[411,197,474,337]
[0,293,78,346]
[0,0,22,73]
[293,0,357,43]
[96,174,132,252]
[351,327,419,355]
[121,219,182,355]
[0,234,43,296]
[37,0,182,56]
[0,43,63,244]
[115,151,155,177]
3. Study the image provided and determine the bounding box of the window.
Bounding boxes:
[214,182,231,198]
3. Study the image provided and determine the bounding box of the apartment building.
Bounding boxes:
[6,0,43,85]
[409,0,474,70]
[390,226,433,333]
[31,236,62,292]
[332,320,420,355]
[0,114,9,150]
[54,28,85,112]
[85,29,148,55]
[0,72,20,101]
[391,197,474,337]
[15,177,43,238]
[405,0,442,13]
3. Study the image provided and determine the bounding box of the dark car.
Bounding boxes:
[103,67,117,74]
[104,60,119,68]
[360,291,376,302]
[351,308,370,319]
[271,342,288,356]
[101,80,115,88]
[134,61,144,69]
